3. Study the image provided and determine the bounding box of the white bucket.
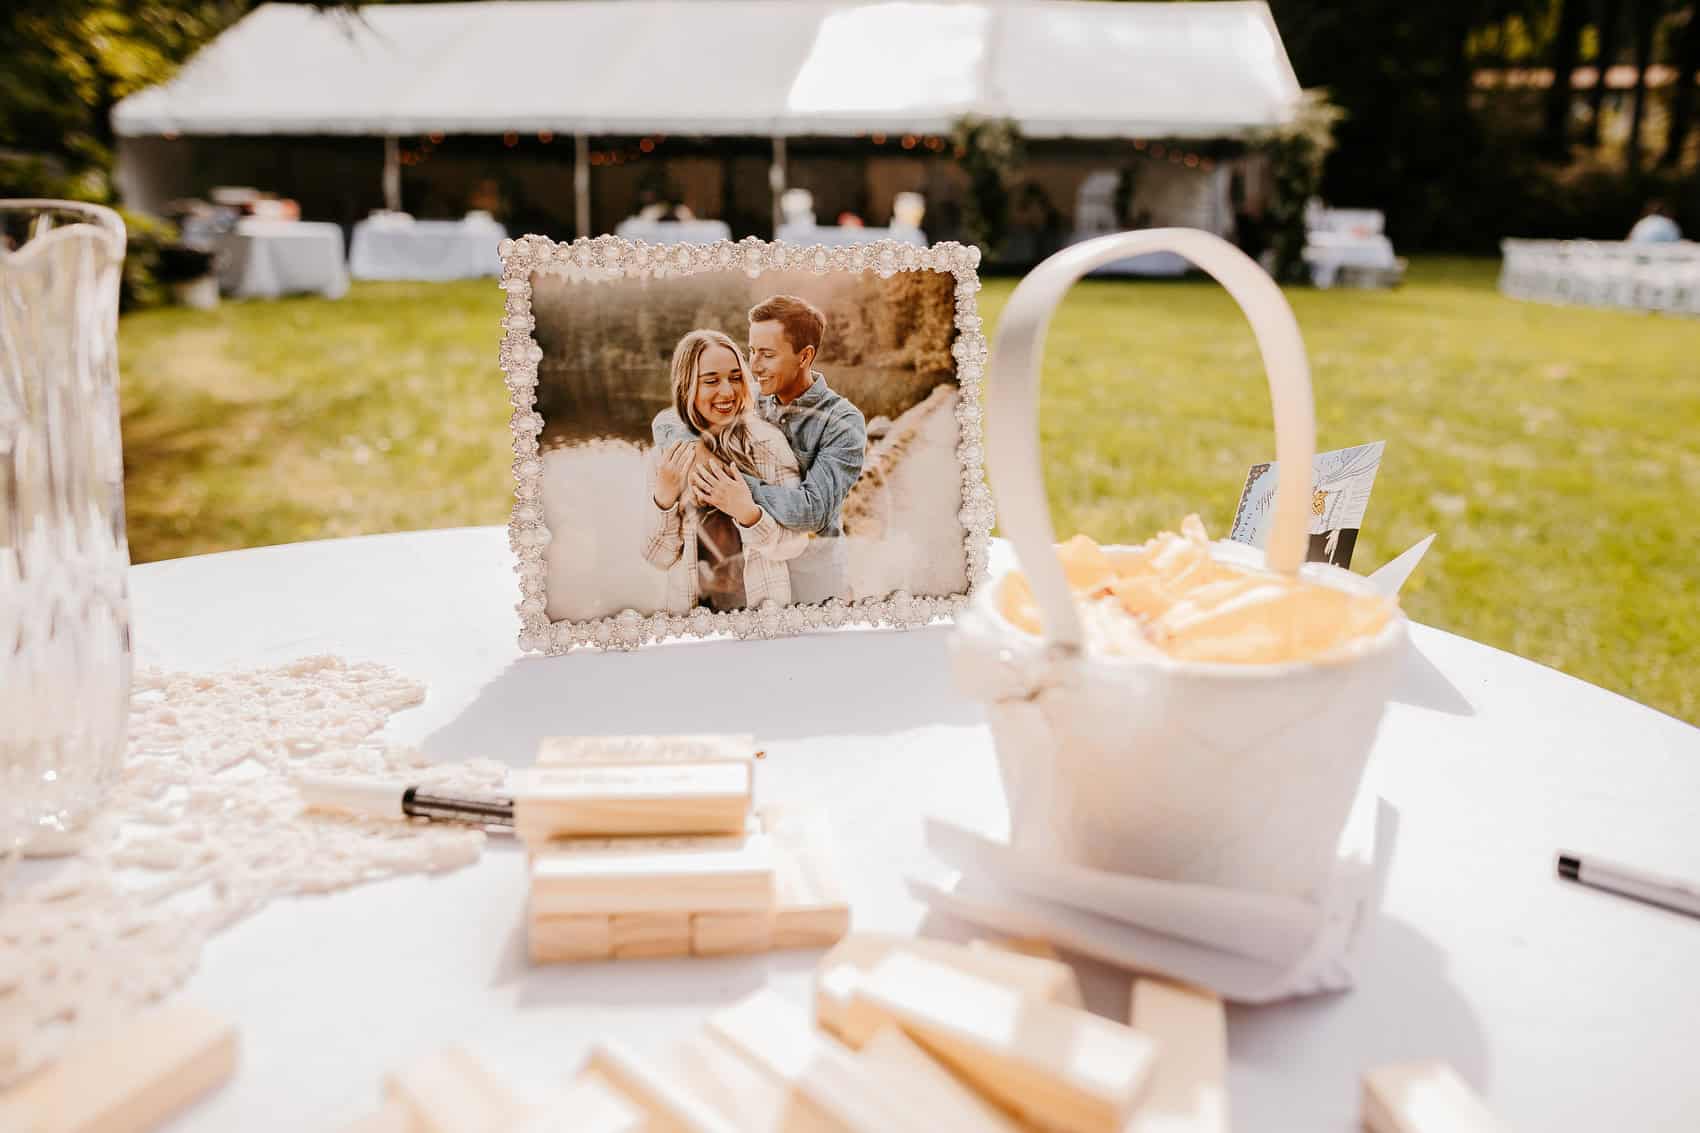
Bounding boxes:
[956,229,1408,904]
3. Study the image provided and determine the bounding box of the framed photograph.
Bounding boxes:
[497,235,992,653]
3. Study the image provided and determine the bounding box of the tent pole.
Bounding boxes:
[770,135,787,237]
[575,133,591,240]
[382,135,401,213]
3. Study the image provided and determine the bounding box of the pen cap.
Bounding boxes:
[292,774,406,820]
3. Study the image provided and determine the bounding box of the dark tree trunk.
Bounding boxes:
[1542,0,1589,157]
[1628,0,1658,169]
[1587,0,1623,146]
[1663,0,1700,165]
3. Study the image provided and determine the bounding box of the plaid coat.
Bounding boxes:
[641,418,809,613]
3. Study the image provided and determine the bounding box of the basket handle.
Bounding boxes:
[984,229,1317,653]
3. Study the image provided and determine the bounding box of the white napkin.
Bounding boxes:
[909,788,1395,1004]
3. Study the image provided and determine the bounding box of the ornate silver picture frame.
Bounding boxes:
[498,235,991,653]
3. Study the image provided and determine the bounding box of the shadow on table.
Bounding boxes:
[1392,637,1476,717]
[420,624,983,764]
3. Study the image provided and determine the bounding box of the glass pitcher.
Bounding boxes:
[1,200,132,855]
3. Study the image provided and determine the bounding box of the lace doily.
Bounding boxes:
[0,656,506,1089]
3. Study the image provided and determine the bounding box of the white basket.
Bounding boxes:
[955,229,1409,904]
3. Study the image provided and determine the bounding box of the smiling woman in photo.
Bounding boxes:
[641,329,808,612]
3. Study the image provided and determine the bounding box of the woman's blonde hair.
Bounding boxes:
[669,329,762,476]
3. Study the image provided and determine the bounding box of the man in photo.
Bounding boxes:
[653,294,867,603]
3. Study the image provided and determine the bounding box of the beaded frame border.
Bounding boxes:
[497,234,993,654]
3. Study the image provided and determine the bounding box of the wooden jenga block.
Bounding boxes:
[972,938,1082,1005]
[337,1102,414,1133]
[706,990,923,1133]
[1362,1061,1512,1133]
[854,1026,1025,1133]
[0,1002,238,1133]
[690,907,774,956]
[766,815,851,950]
[584,1040,741,1133]
[690,815,849,957]
[664,1032,842,1133]
[843,951,1157,1133]
[538,734,758,767]
[610,912,692,959]
[513,1076,643,1133]
[511,763,751,840]
[813,933,1081,1044]
[528,914,614,964]
[1127,980,1228,1133]
[385,1045,530,1133]
[529,836,775,917]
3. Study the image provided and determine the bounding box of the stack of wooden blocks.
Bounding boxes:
[514,735,850,964]
[349,933,1224,1133]
[349,932,1513,1133]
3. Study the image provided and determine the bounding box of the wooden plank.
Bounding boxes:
[610,912,692,959]
[691,815,848,957]
[705,990,925,1133]
[691,907,774,956]
[538,734,758,767]
[1362,1061,1512,1133]
[1127,979,1227,1133]
[767,815,851,951]
[385,1045,530,1133]
[528,914,613,964]
[511,763,751,839]
[0,1002,238,1133]
[854,1026,1025,1133]
[529,837,775,917]
[584,1040,741,1133]
[844,950,1156,1133]
[664,1032,842,1133]
[813,933,1081,1045]
[974,936,1062,960]
[514,1076,642,1133]
[972,938,1082,1006]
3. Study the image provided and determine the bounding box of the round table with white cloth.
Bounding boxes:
[215,220,349,300]
[1302,231,1400,289]
[348,217,508,282]
[123,528,1699,1132]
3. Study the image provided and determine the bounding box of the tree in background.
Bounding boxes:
[1270,0,1695,247]
[1583,0,1622,147]
[949,116,1025,261]
[0,0,253,200]
[1660,0,1699,165]
[1255,92,1342,282]
[1627,0,1661,169]
[1540,0,1589,157]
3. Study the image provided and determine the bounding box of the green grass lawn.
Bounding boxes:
[118,259,1700,723]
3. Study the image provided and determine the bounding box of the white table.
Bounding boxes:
[348,218,507,281]
[129,529,1699,1132]
[776,223,928,247]
[1303,231,1401,289]
[216,220,349,300]
[612,218,733,245]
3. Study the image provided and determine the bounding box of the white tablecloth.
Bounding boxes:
[216,220,348,300]
[612,218,733,245]
[776,223,928,247]
[120,529,1700,1132]
[347,218,507,281]
[1304,231,1399,288]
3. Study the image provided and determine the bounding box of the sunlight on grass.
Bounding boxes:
[118,261,1700,722]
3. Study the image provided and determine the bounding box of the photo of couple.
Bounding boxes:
[529,259,969,626]
[643,296,863,612]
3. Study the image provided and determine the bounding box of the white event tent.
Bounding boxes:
[113,0,1302,239]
